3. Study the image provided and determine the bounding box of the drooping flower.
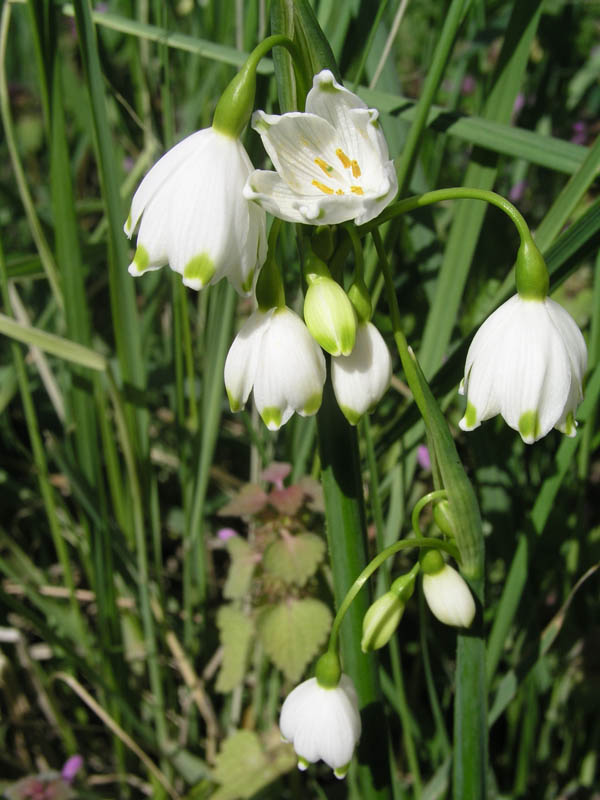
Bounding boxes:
[422,564,476,628]
[244,69,397,226]
[331,321,392,424]
[224,306,326,430]
[279,674,361,778]
[125,127,267,295]
[459,294,587,443]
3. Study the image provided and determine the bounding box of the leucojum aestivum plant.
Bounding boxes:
[120,10,590,800]
[120,16,589,800]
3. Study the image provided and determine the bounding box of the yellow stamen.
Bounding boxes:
[336,148,352,169]
[312,179,334,195]
[351,160,361,178]
[336,189,344,195]
[314,157,332,175]
[350,186,364,195]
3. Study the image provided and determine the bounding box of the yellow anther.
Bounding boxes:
[336,189,344,195]
[350,186,364,195]
[314,157,332,175]
[336,148,352,169]
[312,179,334,195]
[351,160,361,178]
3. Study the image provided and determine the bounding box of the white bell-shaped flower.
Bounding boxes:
[279,674,361,778]
[459,294,587,443]
[422,564,476,628]
[244,69,397,226]
[331,321,392,424]
[125,127,267,295]
[224,306,326,430]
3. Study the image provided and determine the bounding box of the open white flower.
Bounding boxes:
[279,675,361,778]
[224,306,326,430]
[423,564,476,628]
[244,70,397,226]
[459,295,587,443]
[331,321,392,424]
[125,127,267,295]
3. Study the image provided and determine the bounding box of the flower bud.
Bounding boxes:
[422,563,475,628]
[304,276,356,356]
[433,500,455,537]
[361,568,417,652]
[361,591,404,652]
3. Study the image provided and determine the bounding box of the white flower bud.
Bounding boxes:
[422,564,475,628]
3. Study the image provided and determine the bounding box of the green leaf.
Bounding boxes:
[211,729,295,800]
[223,537,257,600]
[257,598,331,682]
[263,532,325,587]
[215,605,254,693]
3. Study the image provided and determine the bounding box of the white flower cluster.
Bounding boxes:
[125,70,395,430]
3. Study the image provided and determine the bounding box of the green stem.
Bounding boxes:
[363,187,533,246]
[328,538,458,653]
[411,490,448,538]
[256,219,285,310]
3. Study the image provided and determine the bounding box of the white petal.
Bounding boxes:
[224,310,272,411]
[331,322,391,424]
[253,308,326,430]
[245,170,367,225]
[126,128,210,235]
[545,297,587,392]
[496,300,571,441]
[252,110,344,193]
[423,565,475,628]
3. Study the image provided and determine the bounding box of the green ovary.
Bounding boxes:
[184,253,216,286]
[519,410,541,442]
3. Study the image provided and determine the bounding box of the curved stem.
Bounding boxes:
[246,34,302,73]
[328,536,459,653]
[362,188,533,246]
[411,489,448,538]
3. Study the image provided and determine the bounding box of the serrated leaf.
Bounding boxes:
[267,485,304,515]
[263,532,325,587]
[224,537,256,600]
[211,728,295,800]
[257,598,331,682]
[215,606,254,693]
[218,484,268,517]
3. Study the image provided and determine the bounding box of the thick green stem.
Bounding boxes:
[316,379,391,799]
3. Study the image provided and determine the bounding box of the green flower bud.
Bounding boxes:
[304,276,357,356]
[433,500,455,538]
[361,591,405,652]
